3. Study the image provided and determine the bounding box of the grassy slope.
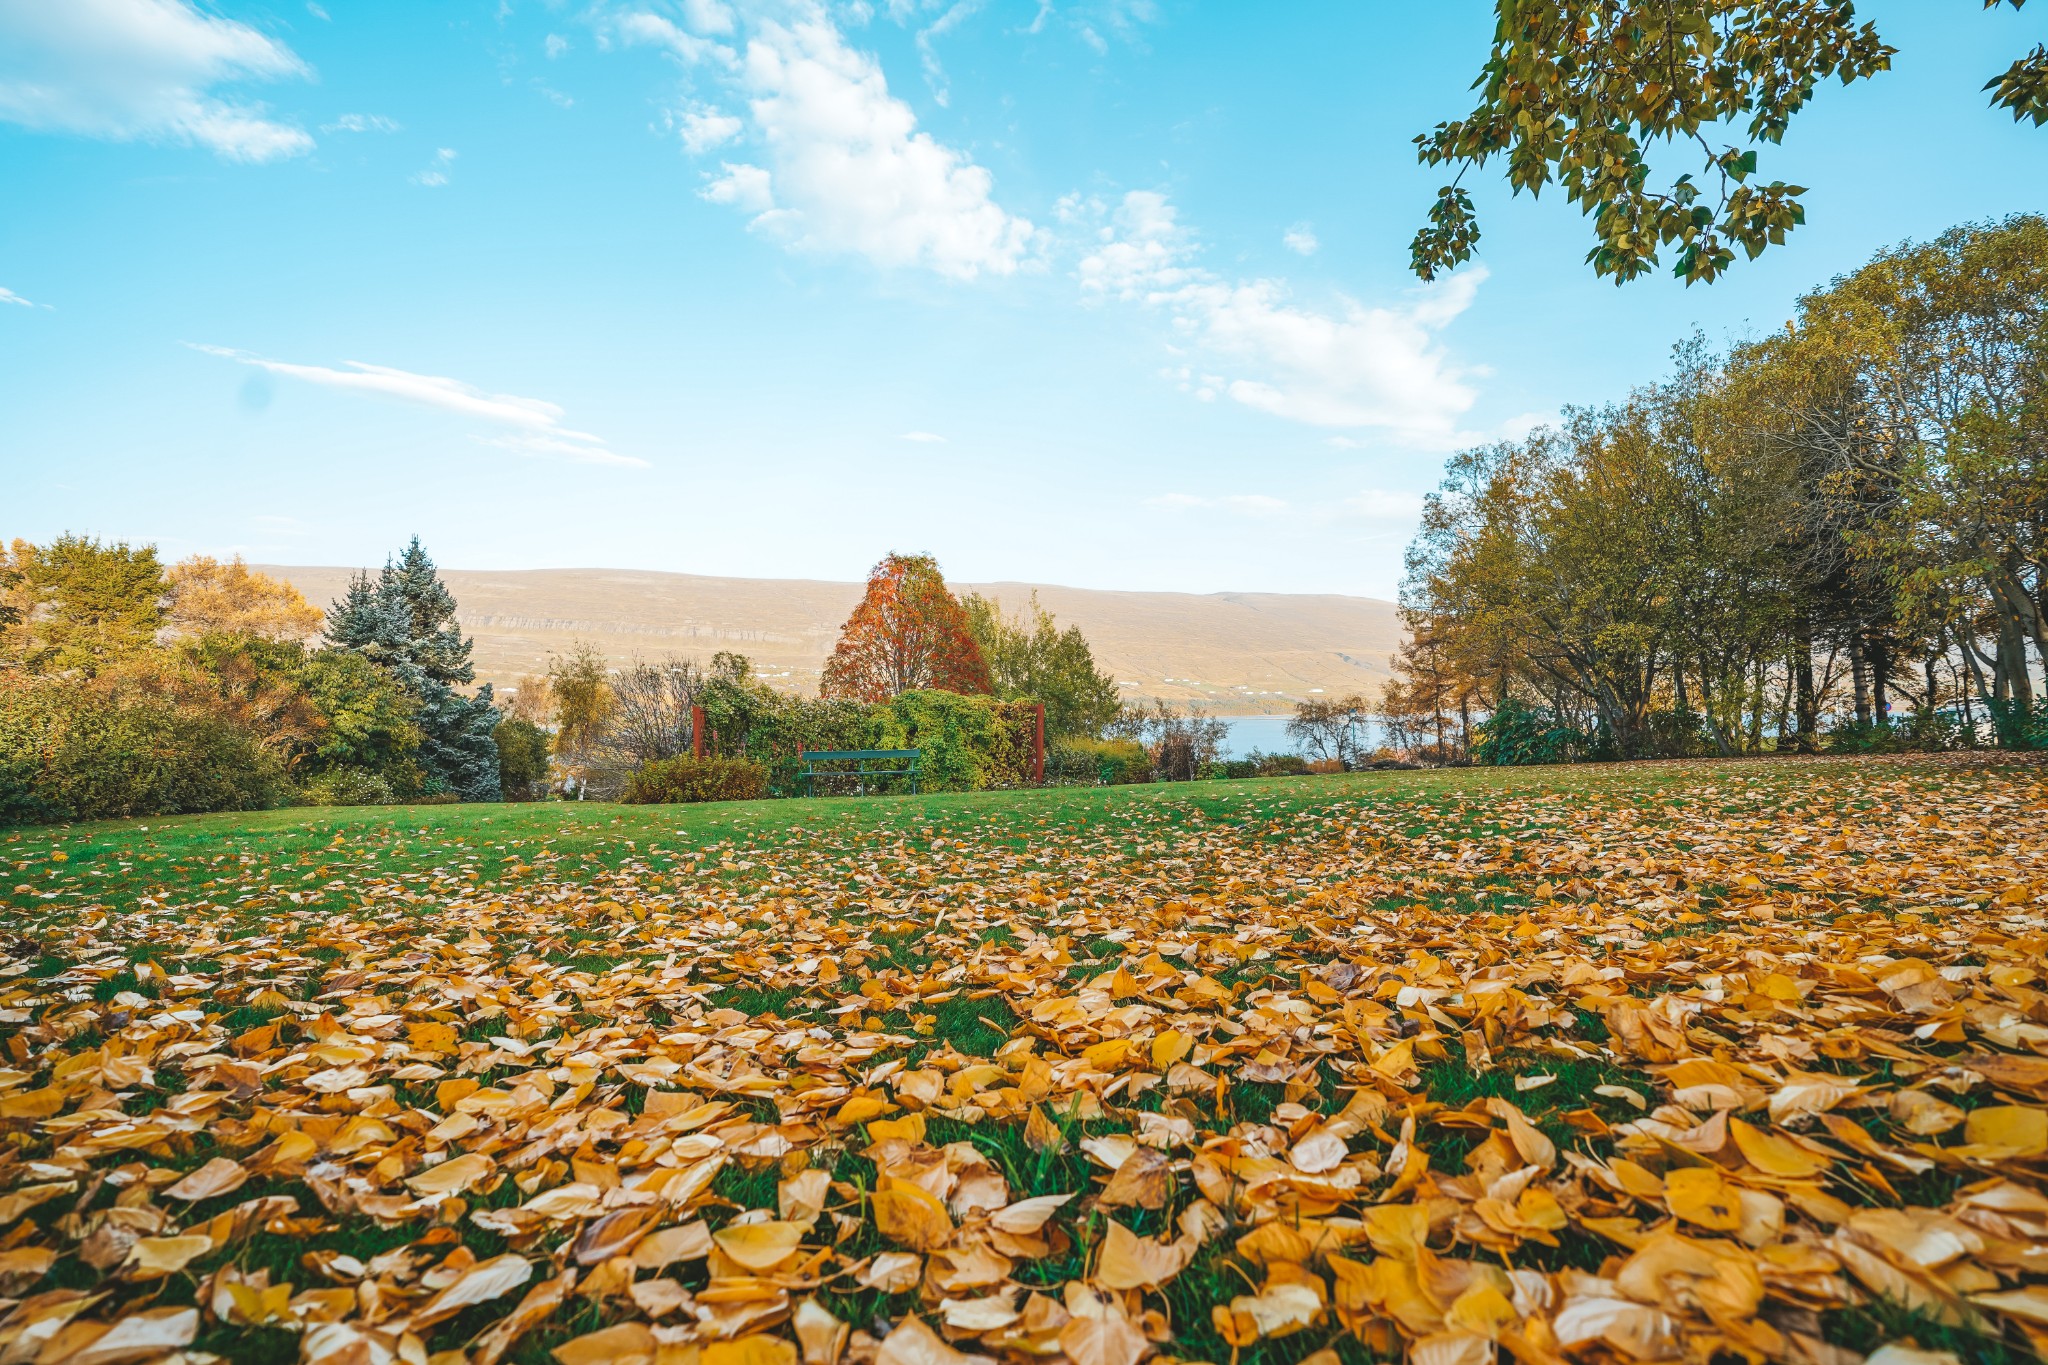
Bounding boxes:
[0,756,1904,922]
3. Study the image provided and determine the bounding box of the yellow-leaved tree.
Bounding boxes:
[167,556,324,642]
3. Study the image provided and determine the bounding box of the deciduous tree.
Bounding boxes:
[167,555,324,641]
[822,553,991,702]
[1287,694,1374,769]
[963,591,1120,738]
[1414,2,2042,286]
[546,642,613,760]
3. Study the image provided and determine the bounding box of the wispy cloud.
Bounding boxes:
[1024,0,1161,55]
[188,344,646,468]
[322,113,400,134]
[1340,489,1425,520]
[1282,223,1318,256]
[1148,492,1288,516]
[883,0,987,106]
[1147,488,1425,523]
[900,430,947,443]
[411,146,456,187]
[0,286,48,309]
[0,0,313,161]
[604,1,1038,280]
[672,104,742,154]
[1073,190,1484,445]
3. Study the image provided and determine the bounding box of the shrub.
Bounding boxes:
[1986,699,2048,751]
[0,673,284,824]
[494,716,552,799]
[1304,757,1345,775]
[1643,707,1711,758]
[299,768,396,807]
[298,648,423,784]
[1047,736,1151,785]
[874,690,1038,792]
[1824,720,1909,755]
[0,754,59,826]
[623,755,768,804]
[1473,698,1588,766]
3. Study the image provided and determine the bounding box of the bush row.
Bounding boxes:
[0,673,284,823]
[623,756,769,804]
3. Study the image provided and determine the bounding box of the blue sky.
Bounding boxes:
[4,0,2044,598]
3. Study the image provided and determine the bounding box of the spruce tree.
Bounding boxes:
[327,540,502,801]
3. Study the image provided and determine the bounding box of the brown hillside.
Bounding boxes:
[261,566,1402,714]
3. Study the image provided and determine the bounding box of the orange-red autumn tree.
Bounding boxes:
[821,553,992,702]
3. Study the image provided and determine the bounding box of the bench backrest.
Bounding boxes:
[800,749,919,764]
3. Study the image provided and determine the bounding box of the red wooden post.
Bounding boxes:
[1033,703,1045,785]
[692,705,706,759]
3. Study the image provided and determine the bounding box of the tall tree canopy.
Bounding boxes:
[167,555,324,642]
[327,538,501,800]
[1395,215,2047,758]
[962,591,1120,738]
[14,535,167,676]
[1414,2,2045,285]
[822,553,992,702]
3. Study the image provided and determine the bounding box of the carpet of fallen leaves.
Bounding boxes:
[3,755,2048,1365]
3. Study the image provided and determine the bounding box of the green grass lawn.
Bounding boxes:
[4,753,2045,1365]
[3,753,2002,925]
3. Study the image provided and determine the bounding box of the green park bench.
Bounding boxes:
[799,748,921,797]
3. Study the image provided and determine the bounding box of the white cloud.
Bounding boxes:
[701,161,773,212]
[610,2,1037,280]
[322,112,400,134]
[675,104,743,153]
[682,0,736,37]
[900,430,947,443]
[610,10,734,66]
[1283,222,1317,256]
[1340,489,1425,520]
[188,344,646,468]
[1148,492,1289,517]
[1026,0,1158,52]
[411,146,456,187]
[1078,190,1483,444]
[1497,410,1553,441]
[0,0,313,161]
[545,33,571,59]
[1148,488,1424,526]
[305,2,328,19]
[885,0,984,106]
[0,286,46,309]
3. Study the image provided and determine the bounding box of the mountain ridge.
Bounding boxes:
[258,565,1403,714]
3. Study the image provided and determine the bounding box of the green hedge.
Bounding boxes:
[873,691,1038,792]
[0,674,285,824]
[298,768,396,807]
[623,755,769,804]
[1472,698,1589,766]
[695,681,1042,796]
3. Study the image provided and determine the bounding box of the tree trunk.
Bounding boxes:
[1850,635,1871,727]
[1792,614,1817,753]
[1871,633,1891,728]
